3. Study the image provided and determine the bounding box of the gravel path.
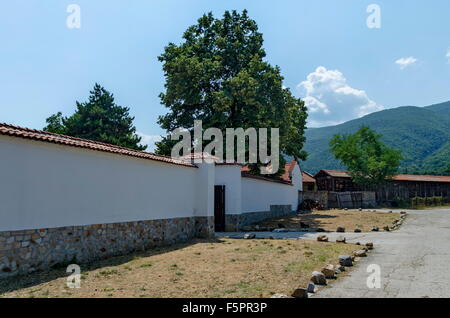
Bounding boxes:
[217,208,450,298]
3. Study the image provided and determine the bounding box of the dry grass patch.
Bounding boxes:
[0,238,356,298]
[258,209,401,232]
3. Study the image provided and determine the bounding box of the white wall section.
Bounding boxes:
[0,135,206,231]
[0,134,302,232]
[241,179,296,213]
[215,165,242,215]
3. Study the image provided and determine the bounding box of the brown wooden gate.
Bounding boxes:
[214,185,226,231]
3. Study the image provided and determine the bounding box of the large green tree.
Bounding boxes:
[44,83,146,151]
[155,10,307,175]
[330,126,403,186]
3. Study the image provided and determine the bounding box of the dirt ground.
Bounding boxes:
[0,238,357,298]
[257,209,401,232]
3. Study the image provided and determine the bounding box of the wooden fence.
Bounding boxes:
[300,191,376,209]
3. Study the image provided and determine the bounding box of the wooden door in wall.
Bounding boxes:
[214,185,226,232]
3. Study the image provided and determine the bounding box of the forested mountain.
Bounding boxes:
[301,101,450,175]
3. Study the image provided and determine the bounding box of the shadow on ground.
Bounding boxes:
[0,238,223,294]
[257,211,337,231]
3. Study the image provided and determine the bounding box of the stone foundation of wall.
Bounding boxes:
[0,216,214,279]
[224,205,294,231]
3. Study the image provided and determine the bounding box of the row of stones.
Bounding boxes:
[272,239,374,298]
[0,216,214,278]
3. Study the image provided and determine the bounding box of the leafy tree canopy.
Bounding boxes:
[155,10,307,175]
[330,126,403,186]
[44,83,146,151]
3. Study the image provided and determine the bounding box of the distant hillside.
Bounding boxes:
[301,101,450,175]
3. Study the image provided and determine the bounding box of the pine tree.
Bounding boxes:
[44,83,146,151]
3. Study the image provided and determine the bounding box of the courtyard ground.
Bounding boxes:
[256,209,401,232]
[0,238,357,298]
[311,208,450,298]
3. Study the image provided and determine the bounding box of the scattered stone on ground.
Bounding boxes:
[321,264,336,279]
[383,226,390,231]
[339,255,353,267]
[244,233,256,239]
[311,271,327,285]
[306,282,315,293]
[336,235,346,243]
[316,228,326,232]
[354,227,362,233]
[400,211,407,215]
[358,208,362,211]
[291,288,308,298]
[335,264,346,273]
[365,242,374,250]
[271,293,289,298]
[317,235,329,242]
[353,249,367,257]
[372,226,379,232]
[355,242,361,245]
[336,226,345,233]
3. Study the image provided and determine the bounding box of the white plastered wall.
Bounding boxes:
[241,163,302,213]
[0,135,212,231]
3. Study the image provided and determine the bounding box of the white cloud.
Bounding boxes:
[395,56,417,69]
[136,132,162,152]
[447,49,450,63]
[298,66,384,128]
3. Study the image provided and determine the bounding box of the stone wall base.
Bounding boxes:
[224,205,294,231]
[0,216,214,279]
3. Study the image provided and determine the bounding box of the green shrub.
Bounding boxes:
[392,197,410,208]
[411,196,444,208]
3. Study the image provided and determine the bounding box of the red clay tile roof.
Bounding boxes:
[316,169,352,178]
[239,161,296,185]
[241,172,293,185]
[0,123,196,168]
[316,169,450,183]
[302,171,316,183]
[178,153,243,165]
[216,162,242,166]
[240,165,251,173]
[241,161,296,183]
[280,160,297,183]
[180,152,219,161]
[392,174,450,183]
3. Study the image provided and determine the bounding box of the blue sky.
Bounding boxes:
[1,0,449,149]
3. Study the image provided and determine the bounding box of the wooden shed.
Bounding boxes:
[314,169,450,202]
[302,171,317,191]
